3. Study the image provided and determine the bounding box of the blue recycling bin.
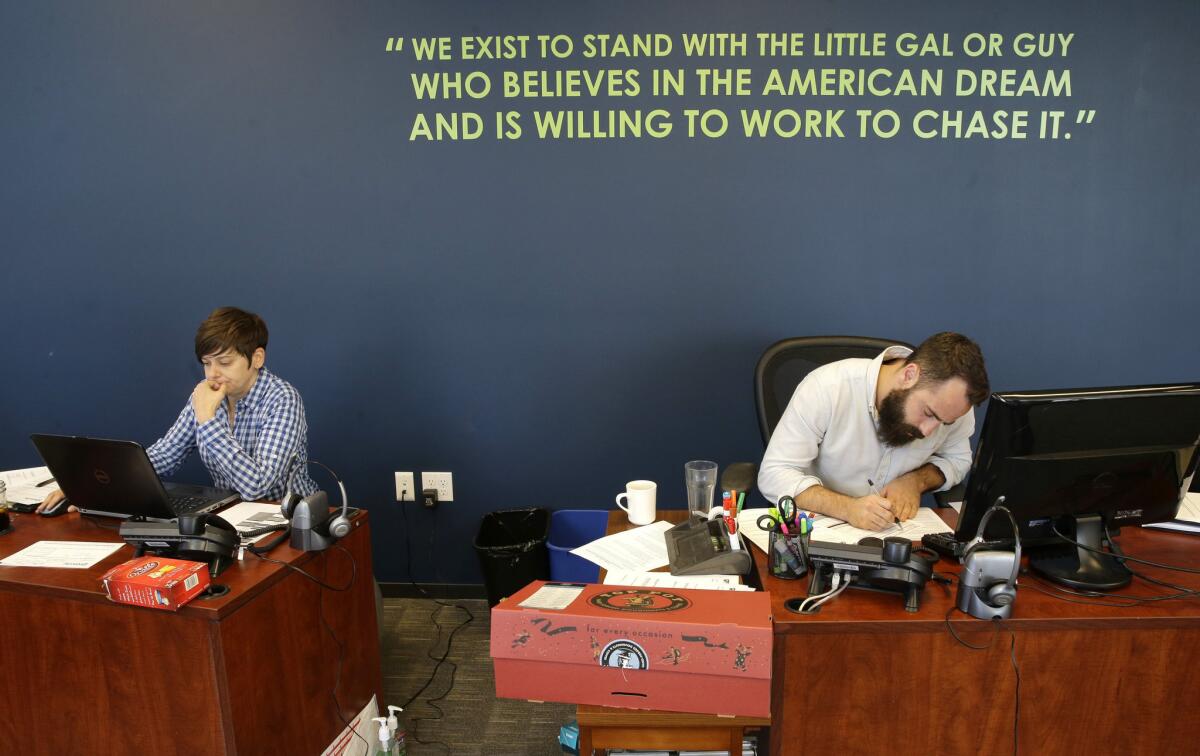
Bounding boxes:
[547,509,610,583]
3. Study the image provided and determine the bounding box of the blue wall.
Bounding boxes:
[3,1,1197,584]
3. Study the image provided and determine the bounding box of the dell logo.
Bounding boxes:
[94,469,110,485]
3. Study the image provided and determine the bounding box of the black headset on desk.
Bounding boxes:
[956,498,1021,620]
[280,459,351,551]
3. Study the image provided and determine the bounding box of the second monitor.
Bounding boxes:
[952,383,1200,590]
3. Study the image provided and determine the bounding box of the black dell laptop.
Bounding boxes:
[30,434,238,520]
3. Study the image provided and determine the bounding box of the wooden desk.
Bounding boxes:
[0,508,382,755]
[760,511,1200,755]
[575,509,768,756]
[578,703,768,756]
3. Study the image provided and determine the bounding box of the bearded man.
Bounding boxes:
[757,332,990,531]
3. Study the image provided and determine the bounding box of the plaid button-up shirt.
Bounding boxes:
[147,368,318,501]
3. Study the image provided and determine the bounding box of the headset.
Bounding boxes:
[956,497,1021,620]
[280,459,351,551]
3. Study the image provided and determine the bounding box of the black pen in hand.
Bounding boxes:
[868,478,901,524]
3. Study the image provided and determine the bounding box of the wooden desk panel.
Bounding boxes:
[761,512,1200,755]
[0,508,382,755]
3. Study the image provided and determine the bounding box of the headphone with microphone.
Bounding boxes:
[956,497,1021,620]
[280,458,351,551]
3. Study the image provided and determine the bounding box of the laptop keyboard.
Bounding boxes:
[169,494,213,514]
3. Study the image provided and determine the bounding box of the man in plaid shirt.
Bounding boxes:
[38,307,317,512]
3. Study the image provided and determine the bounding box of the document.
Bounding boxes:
[0,540,125,569]
[736,509,772,554]
[0,466,58,505]
[736,506,952,553]
[1143,492,1200,534]
[570,520,672,573]
[603,569,753,591]
[217,501,290,543]
[807,508,953,545]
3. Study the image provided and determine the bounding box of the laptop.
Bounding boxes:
[30,434,238,520]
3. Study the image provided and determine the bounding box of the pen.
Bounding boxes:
[36,477,55,487]
[736,491,745,514]
[868,478,901,524]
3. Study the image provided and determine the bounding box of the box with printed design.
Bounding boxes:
[101,556,211,611]
[490,580,772,717]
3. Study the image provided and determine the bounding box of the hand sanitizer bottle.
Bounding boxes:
[371,716,392,756]
[387,706,406,755]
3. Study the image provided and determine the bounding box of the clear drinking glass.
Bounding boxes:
[684,460,718,518]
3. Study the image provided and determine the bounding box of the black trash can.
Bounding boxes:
[474,508,551,607]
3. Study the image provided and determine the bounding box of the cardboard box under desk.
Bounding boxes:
[491,580,772,717]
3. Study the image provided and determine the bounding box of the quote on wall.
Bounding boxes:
[386,31,1095,142]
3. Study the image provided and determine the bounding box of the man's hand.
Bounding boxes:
[882,475,923,522]
[192,380,228,424]
[847,495,894,531]
[35,489,77,514]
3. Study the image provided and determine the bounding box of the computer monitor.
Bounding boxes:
[954,383,1200,590]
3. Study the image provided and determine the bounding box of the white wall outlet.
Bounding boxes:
[395,472,415,502]
[421,472,453,502]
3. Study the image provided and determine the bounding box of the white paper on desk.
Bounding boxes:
[0,540,124,568]
[570,520,672,572]
[603,569,754,591]
[0,465,59,505]
[217,501,287,543]
[737,507,953,550]
[1143,492,1200,533]
[810,508,953,545]
[736,509,772,554]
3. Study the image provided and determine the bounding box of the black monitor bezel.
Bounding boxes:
[953,383,1200,544]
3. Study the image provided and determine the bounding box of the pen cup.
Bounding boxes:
[768,529,809,579]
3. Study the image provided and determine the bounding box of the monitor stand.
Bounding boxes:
[1029,514,1131,590]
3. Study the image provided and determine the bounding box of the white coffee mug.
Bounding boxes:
[615,480,657,525]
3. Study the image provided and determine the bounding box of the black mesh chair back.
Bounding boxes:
[754,336,914,446]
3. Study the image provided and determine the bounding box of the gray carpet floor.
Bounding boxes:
[380,596,575,755]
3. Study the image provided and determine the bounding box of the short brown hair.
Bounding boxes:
[907,332,990,406]
[194,307,269,363]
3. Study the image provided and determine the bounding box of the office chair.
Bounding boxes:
[753,335,964,506]
[755,336,912,445]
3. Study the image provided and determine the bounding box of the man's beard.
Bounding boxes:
[877,387,924,447]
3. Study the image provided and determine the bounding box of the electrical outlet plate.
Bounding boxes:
[422,472,453,502]
[395,472,415,502]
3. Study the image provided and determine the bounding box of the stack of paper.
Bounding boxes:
[570,520,672,572]
[1143,492,1200,534]
[0,466,58,505]
[602,569,754,591]
[736,507,953,554]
